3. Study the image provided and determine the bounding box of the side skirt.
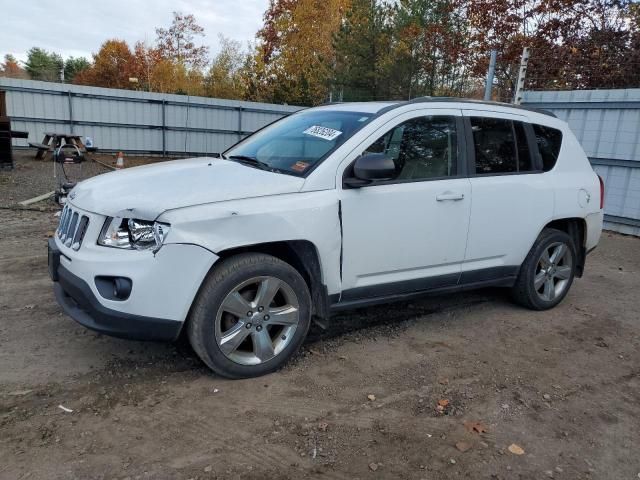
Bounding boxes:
[329,266,519,312]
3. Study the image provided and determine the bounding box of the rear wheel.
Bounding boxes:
[511,228,577,310]
[188,253,311,378]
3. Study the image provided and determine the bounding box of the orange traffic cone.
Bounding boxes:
[115,151,125,169]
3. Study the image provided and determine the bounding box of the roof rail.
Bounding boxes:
[376,96,557,118]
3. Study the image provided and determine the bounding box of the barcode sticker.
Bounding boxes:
[303,125,342,141]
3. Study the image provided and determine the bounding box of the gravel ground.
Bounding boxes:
[0,204,639,479]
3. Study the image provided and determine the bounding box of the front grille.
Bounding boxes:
[57,205,90,250]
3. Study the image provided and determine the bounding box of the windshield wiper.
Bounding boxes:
[226,155,274,171]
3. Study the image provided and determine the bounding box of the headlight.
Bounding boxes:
[98,217,170,251]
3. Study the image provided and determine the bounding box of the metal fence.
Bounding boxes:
[523,89,640,236]
[3,79,638,235]
[0,78,302,156]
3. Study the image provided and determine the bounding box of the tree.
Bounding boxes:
[249,0,351,105]
[64,57,90,83]
[333,0,395,101]
[390,0,474,98]
[73,40,135,89]
[1,54,29,79]
[150,58,205,95]
[204,36,247,99]
[465,0,639,99]
[156,12,210,69]
[130,41,164,91]
[24,47,63,82]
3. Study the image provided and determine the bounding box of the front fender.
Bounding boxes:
[159,191,342,295]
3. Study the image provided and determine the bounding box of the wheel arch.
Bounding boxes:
[214,240,330,323]
[540,217,587,277]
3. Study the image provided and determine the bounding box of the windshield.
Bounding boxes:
[224,110,373,176]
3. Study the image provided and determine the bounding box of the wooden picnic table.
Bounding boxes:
[29,132,86,160]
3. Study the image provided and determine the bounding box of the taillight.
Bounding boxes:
[598,175,605,209]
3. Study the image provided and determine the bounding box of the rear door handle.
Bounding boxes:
[436,192,465,201]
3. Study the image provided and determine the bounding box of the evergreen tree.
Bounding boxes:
[332,0,394,101]
[24,47,63,82]
[64,57,90,83]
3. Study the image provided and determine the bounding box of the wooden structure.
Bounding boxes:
[29,132,86,160]
[0,90,29,170]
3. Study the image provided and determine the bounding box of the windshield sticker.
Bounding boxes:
[291,161,310,172]
[303,125,343,141]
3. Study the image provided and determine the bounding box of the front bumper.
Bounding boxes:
[50,239,182,341]
[49,221,218,341]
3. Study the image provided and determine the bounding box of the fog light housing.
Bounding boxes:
[95,276,132,301]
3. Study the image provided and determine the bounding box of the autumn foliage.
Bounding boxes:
[74,40,135,89]
[3,2,639,105]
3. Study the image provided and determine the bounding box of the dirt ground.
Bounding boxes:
[0,152,171,208]
[1,155,640,480]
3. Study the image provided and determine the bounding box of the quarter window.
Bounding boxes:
[363,116,458,181]
[533,124,563,171]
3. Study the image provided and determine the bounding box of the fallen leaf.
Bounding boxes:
[438,399,450,407]
[464,421,488,434]
[455,441,471,452]
[367,394,376,401]
[508,443,525,455]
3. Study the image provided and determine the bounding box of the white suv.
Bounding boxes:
[49,98,604,378]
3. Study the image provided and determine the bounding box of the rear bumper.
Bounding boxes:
[585,211,604,251]
[52,247,182,341]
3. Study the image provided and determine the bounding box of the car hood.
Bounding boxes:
[69,157,305,219]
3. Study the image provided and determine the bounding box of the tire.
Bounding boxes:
[511,228,577,310]
[187,253,311,378]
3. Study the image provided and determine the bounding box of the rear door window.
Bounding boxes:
[514,121,533,172]
[470,117,536,174]
[470,117,517,174]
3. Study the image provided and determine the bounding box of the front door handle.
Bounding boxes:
[436,192,465,201]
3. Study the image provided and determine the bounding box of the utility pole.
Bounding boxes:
[484,50,497,101]
[513,47,530,105]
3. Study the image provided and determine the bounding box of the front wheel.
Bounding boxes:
[187,253,311,378]
[511,228,577,310]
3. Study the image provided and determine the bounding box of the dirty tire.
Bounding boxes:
[511,228,577,310]
[187,253,311,379]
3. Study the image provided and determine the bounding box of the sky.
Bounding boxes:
[0,0,269,63]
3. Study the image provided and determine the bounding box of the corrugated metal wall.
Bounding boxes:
[0,78,303,156]
[523,89,640,236]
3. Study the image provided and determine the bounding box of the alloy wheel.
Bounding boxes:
[534,241,573,302]
[214,276,300,365]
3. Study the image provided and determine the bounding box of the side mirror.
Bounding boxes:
[344,153,395,188]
